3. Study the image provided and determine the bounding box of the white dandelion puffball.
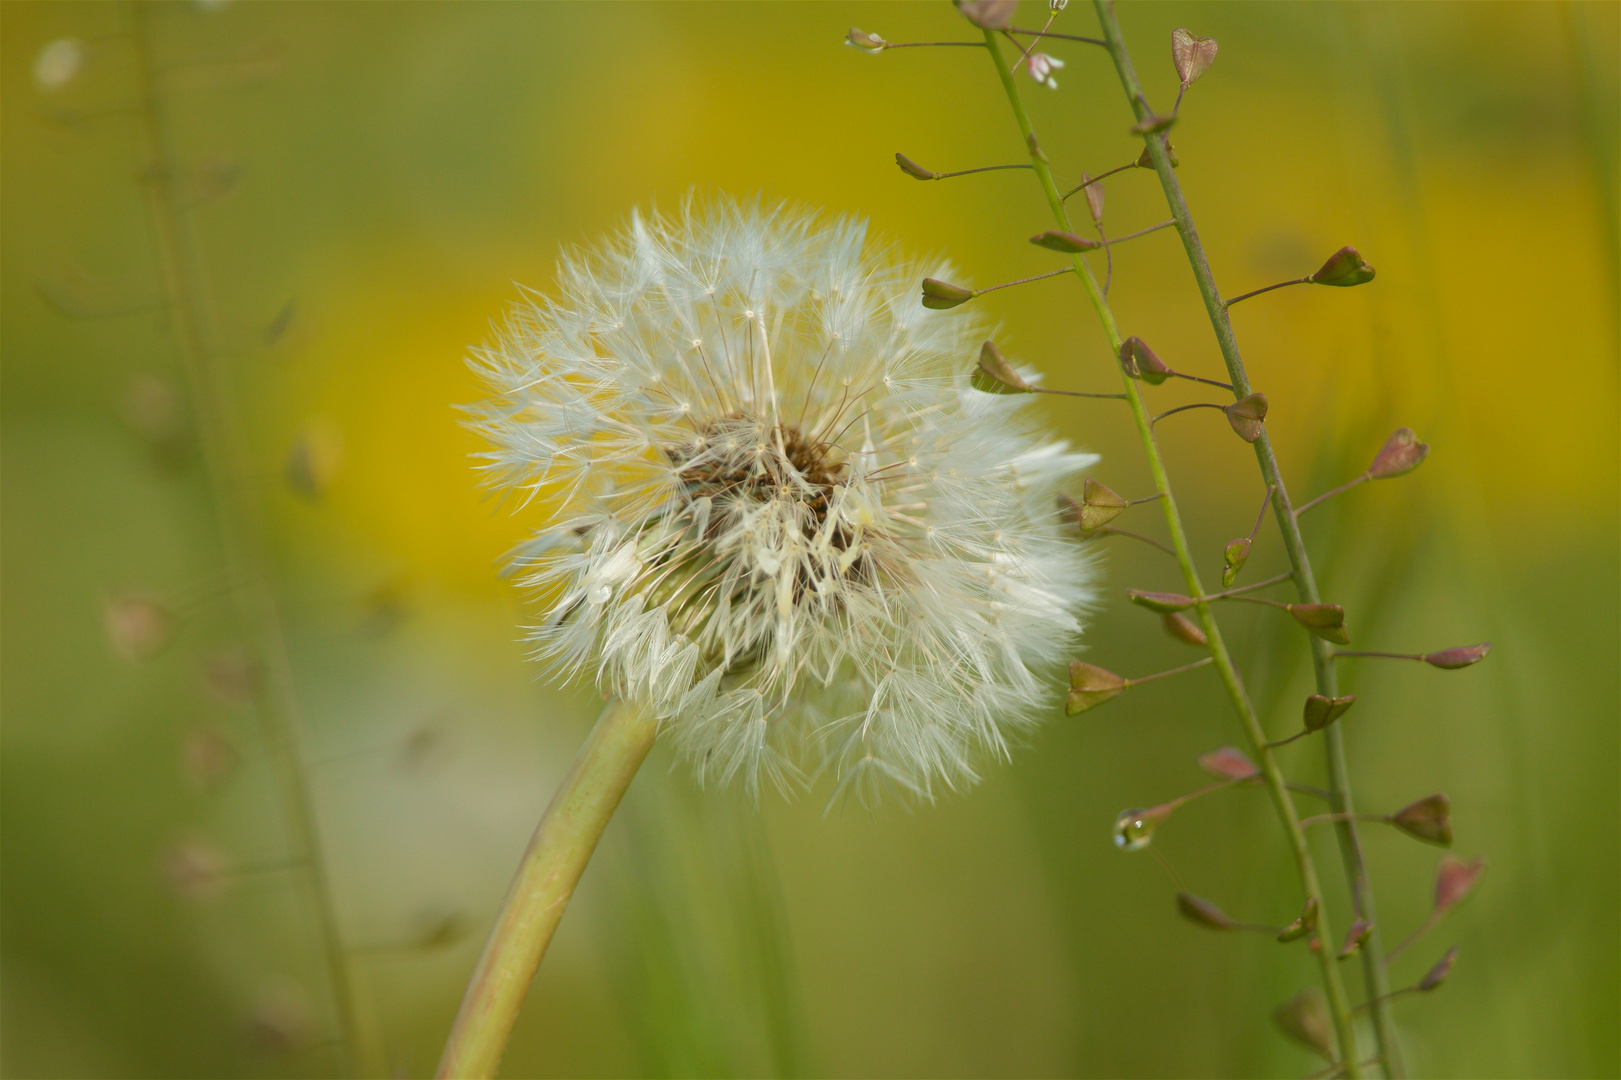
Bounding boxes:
[469,198,1098,798]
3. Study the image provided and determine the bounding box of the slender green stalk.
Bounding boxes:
[1090,3,1402,1073]
[438,699,658,1079]
[979,29,1363,1075]
[1127,655,1212,686]
[129,5,372,1073]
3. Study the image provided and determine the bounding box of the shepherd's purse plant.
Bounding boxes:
[841,2,1490,1075]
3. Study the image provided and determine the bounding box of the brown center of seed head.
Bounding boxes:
[670,415,848,526]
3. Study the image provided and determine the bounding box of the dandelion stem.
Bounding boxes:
[130,6,369,1073]
[1093,4,1401,1070]
[982,25,1364,1075]
[438,699,657,1079]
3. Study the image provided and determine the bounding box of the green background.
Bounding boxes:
[3,2,1616,1077]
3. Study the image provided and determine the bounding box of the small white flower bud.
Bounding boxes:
[846,27,887,54]
[1026,52,1065,90]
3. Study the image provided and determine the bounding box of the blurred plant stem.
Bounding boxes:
[128,3,375,1073]
[978,26,1364,1077]
[438,698,657,1079]
[1088,2,1402,1073]
[1565,1,1620,336]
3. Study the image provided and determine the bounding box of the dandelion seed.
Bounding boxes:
[468,197,1097,798]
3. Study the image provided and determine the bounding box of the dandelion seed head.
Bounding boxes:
[468,197,1098,799]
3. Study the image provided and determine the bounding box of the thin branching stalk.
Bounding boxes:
[438,699,658,1079]
[1090,3,1402,1073]
[978,28,1364,1075]
[129,4,372,1072]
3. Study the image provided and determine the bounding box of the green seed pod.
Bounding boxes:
[972,341,1031,394]
[1162,611,1208,647]
[1221,537,1251,587]
[1127,589,1198,613]
[1423,643,1490,669]
[1223,392,1268,443]
[1287,602,1349,644]
[1419,946,1458,991]
[1177,892,1237,931]
[1308,246,1376,287]
[894,152,935,180]
[1368,427,1429,479]
[1302,693,1356,732]
[1276,896,1319,942]
[1066,660,1127,714]
[1390,794,1453,847]
[1030,229,1100,253]
[920,277,974,310]
[1336,918,1373,959]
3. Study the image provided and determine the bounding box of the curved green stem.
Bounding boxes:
[129,5,373,1072]
[980,28,1363,1076]
[1224,276,1311,307]
[438,700,658,1079]
[1090,3,1401,1073]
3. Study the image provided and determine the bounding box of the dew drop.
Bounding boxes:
[587,585,612,604]
[1113,808,1164,851]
